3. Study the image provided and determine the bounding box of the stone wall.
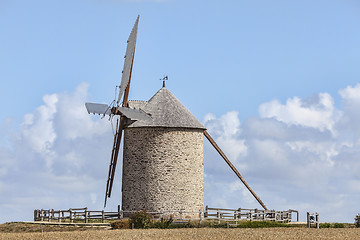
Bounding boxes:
[122,127,204,215]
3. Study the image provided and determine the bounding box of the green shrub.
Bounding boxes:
[319,223,331,228]
[198,220,291,228]
[355,214,360,228]
[171,221,200,228]
[170,221,197,228]
[333,223,344,228]
[237,221,290,228]
[129,210,152,229]
[195,219,214,228]
[111,220,130,229]
[151,217,173,229]
[212,222,229,228]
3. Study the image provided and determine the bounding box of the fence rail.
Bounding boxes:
[204,206,298,224]
[34,205,298,224]
[33,206,203,223]
[307,212,319,228]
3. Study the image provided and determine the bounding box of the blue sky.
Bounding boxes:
[1,0,360,223]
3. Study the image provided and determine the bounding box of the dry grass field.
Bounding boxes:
[1,228,360,240]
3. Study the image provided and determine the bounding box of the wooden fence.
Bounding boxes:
[33,206,203,223]
[34,206,298,224]
[204,206,298,224]
[307,212,319,228]
[34,207,121,223]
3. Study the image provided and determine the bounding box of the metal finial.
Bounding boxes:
[160,75,168,88]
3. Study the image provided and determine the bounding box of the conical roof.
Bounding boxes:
[127,87,205,129]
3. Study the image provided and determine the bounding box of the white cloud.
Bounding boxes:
[204,83,360,222]
[259,93,341,135]
[2,82,360,223]
[0,83,114,223]
[229,181,255,204]
[338,83,360,139]
[54,82,110,140]
[339,83,360,104]
[204,111,247,162]
[20,94,58,158]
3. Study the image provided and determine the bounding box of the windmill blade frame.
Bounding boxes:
[116,107,152,121]
[85,103,111,115]
[117,15,139,106]
[104,118,119,207]
[104,15,140,207]
[105,116,126,199]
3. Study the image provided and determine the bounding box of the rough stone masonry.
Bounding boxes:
[122,127,204,214]
[121,87,206,216]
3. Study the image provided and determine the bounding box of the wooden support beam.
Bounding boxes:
[204,130,268,210]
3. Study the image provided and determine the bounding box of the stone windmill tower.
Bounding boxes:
[122,85,205,213]
[85,16,268,214]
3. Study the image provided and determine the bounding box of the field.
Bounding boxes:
[1,226,360,240]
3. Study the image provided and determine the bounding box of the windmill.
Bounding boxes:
[85,16,268,211]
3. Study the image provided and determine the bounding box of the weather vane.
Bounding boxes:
[160,75,168,87]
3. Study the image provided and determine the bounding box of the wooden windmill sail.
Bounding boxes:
[85,15,151,207]
[85,16,267,211]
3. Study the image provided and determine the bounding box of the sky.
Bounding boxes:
[1,0,360,223]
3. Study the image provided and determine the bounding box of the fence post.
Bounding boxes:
[102,210,105,223]
[118,205,121,219]
[217,210,220,224]
[85,207,88,223]
[315,213,319,229]
[307,212,310,228]
[204,205,208,218]
[296,211,299,222]
[70,209,73,223]
[234,210,238,225]
[49,209,53,222]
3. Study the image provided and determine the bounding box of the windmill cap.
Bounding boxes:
[127,88,206,129]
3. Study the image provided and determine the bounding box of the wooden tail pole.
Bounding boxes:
[204,130,268,210]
